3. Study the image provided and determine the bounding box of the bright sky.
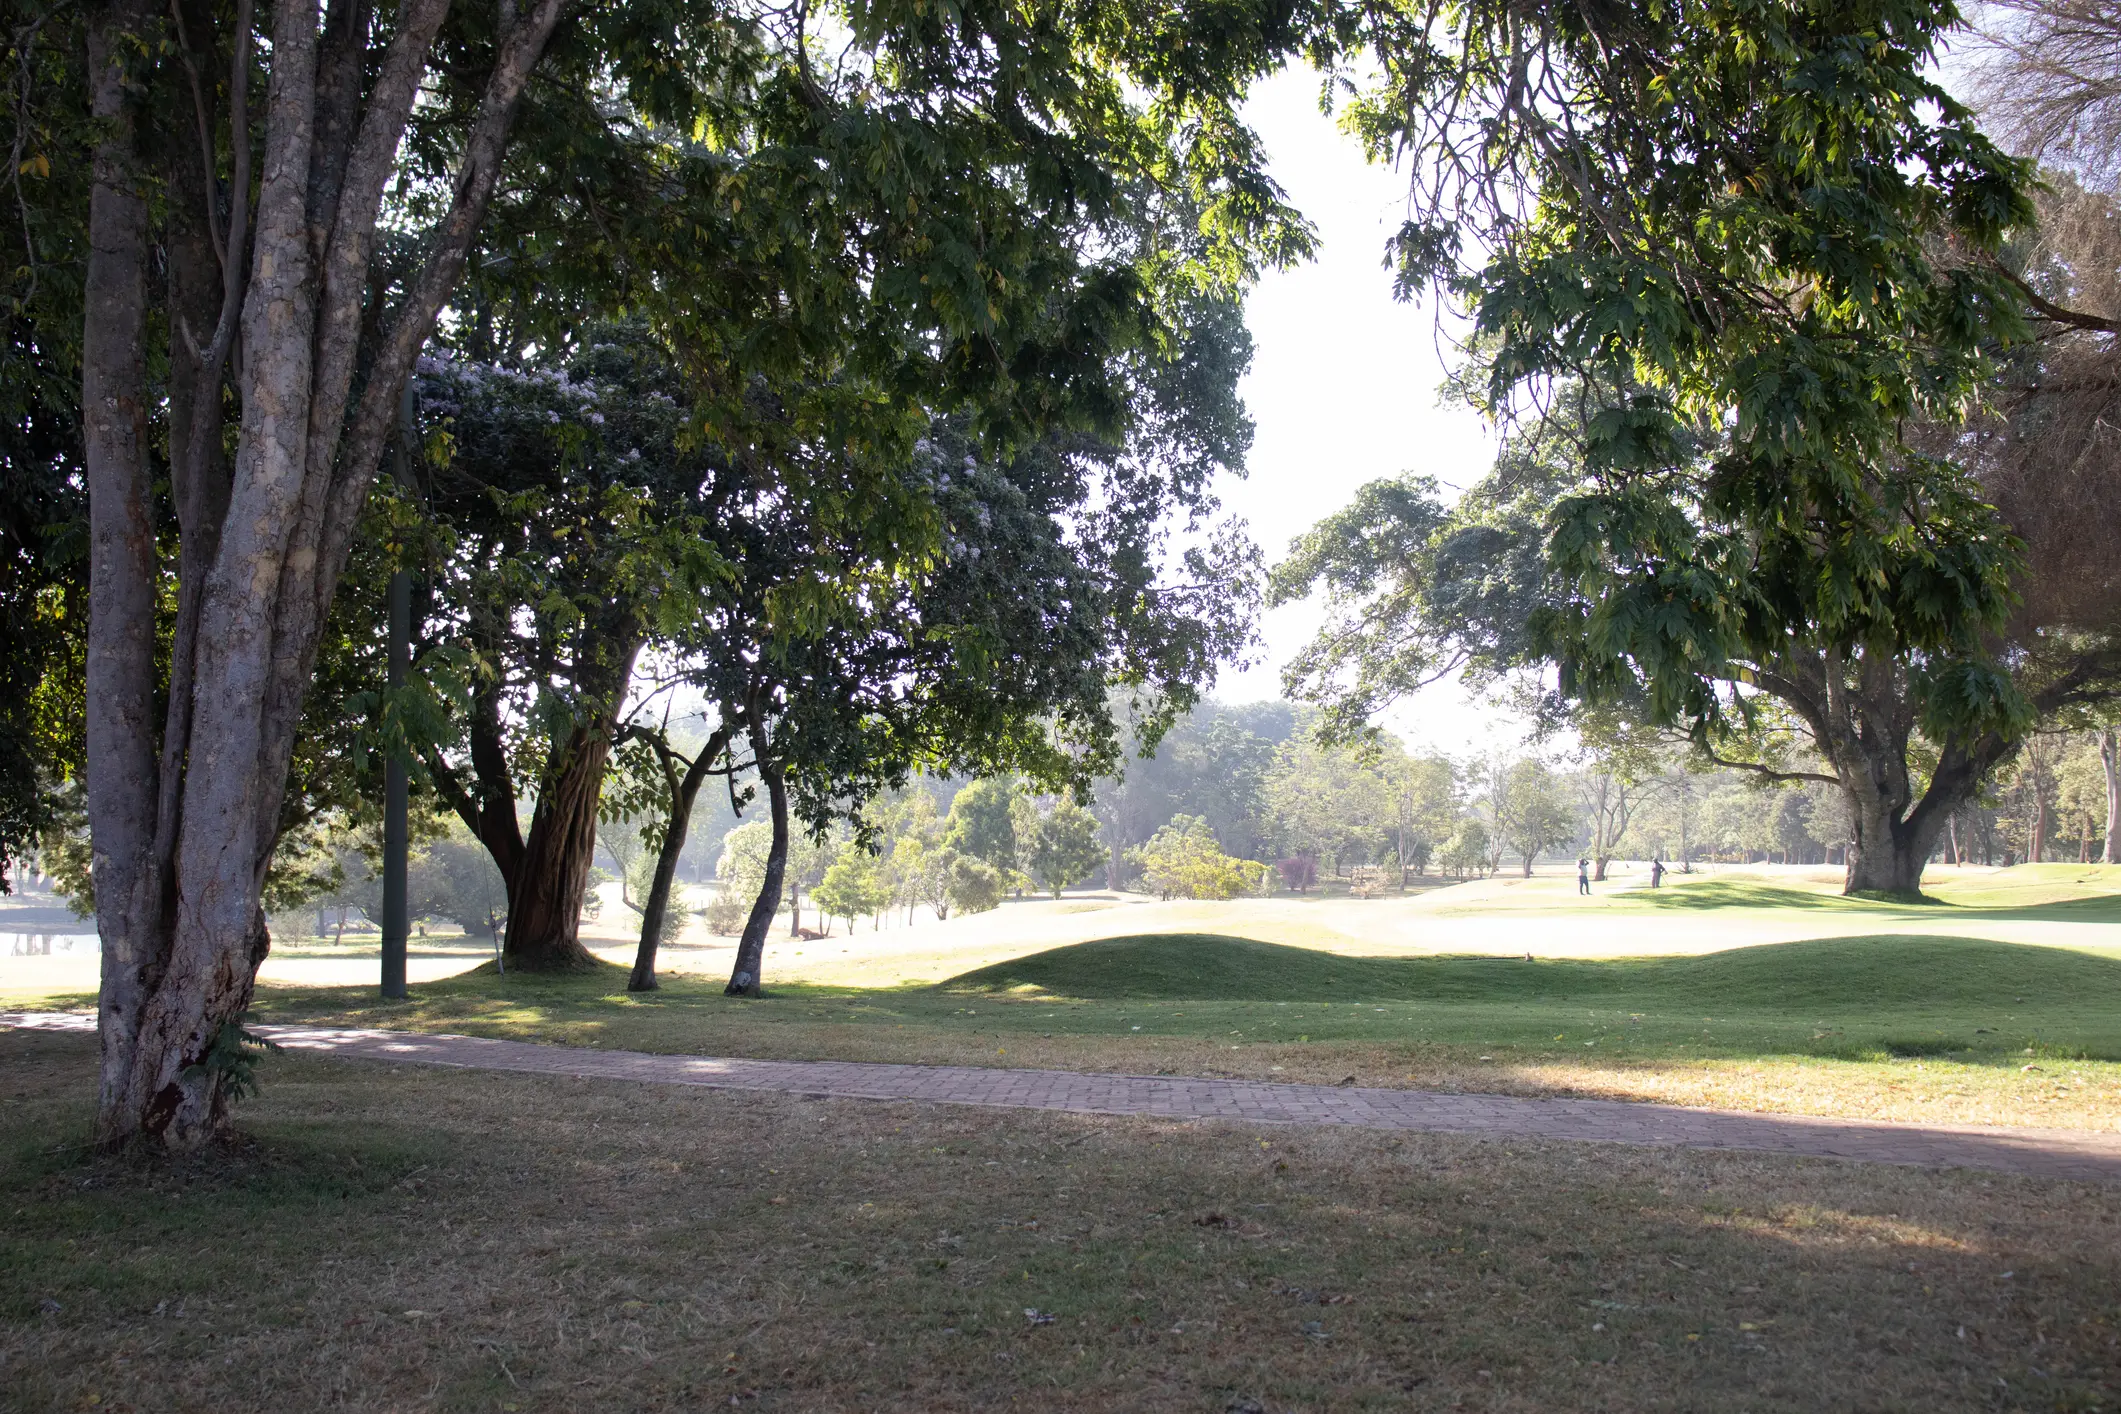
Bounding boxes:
[1210,66,1527,757]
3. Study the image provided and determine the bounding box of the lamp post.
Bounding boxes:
[380,383,416,1001]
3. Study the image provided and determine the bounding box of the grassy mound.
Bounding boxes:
[941,932,2121,1010]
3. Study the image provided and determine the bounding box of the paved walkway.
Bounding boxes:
[10,1011,2120,1182]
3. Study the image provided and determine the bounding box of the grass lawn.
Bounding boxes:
[126,930,2098,1132]
[12,867,2119,1132]
[5,1026,2119,1413]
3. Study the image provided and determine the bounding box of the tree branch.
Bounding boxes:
[1988,255,2121,335]
[1693,741,1837,786]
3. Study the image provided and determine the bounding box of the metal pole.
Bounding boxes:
[381,381,417,1001]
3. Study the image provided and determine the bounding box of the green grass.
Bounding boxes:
[1628,870,2121,920]
[21,877,2120,1130]
[190,930,2121,1071]
[946,933,2121,1061]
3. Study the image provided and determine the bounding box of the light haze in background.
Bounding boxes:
[1213,67,1531,756]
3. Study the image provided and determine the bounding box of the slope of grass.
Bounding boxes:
[944,932,2121,1012]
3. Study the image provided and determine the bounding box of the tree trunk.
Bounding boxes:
[725,754,787,998]
[1843,784,1951,897]
[84,0,565,1153]
[2101,728,2119,866]
[85,0,169,1152]
[1592,854,1610,882]
[504,722,615,973]
[629,730,727,993]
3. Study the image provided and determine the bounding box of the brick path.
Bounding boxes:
[10,1011,2119,1182]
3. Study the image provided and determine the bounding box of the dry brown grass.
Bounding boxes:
[5,1028,2119,1412]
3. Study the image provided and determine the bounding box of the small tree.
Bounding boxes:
[907,842,963,922]
[410,830,509,956]
[815,846,890,933]
[1134,815,1258,900]
[1440,819,1490,880]
[1027,799,1106,898]
[1276,854,1319,893]
[944,779,1020,874]
[1499,761,1577,876]
[946,855,1007,915]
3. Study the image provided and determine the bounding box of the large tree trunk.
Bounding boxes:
[1842,789,1948,896]
[426,618,643,974]
[504,724,611,972]
[85,0,169,1150]
[84,0,565,1151]
[725,752,788,998]
[1749,645,2023,901]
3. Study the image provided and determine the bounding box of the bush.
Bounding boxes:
[1277,855,1318,893]
[946,855,1006,915]
[1135,816,1258,900]
[702,887,749,936]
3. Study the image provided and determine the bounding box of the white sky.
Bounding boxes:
[1209,66,1530,757]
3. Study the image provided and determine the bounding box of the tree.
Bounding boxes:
[945,856,1007,916]
[2104,728,2121,865]
[602,718,737,989]
[1133,815,1262,900]
[815,846,890,933]
[943,780,1020,875]
[1026,800,1106,898]
[1393,756,1458,880]
[1303,0,2073,898]
[78,0,607,1152]
[407,826,510,957]
[1089,698,1295,886]
[1576,711,1662,881]
[1497,761,1575,878]
[72,0,1319,1150]
[1439,820,1489,880]
[1262,733,1396,877]
[395,333,729,975]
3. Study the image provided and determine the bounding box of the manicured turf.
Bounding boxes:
[943,933,2121,1060]
[19,867,2119,1129]
[222,931,2121,1067]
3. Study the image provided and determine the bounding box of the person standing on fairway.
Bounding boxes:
[1578,858,1591,895]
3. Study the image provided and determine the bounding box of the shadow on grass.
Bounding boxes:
[1634,874,2121,922]
[942,932,2121,1011]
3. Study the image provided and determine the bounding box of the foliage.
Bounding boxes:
[1133,815,1264,900]
[943,780,1020,875]
[1025,799,1107,899]
[1092,699,1294,872]
[815,846,892,929]
[944,856,1007,916]
[1348,0,2035,733]
[718,820,831,918]
[178,1021,283,1107]
[1439,819,1491,880]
